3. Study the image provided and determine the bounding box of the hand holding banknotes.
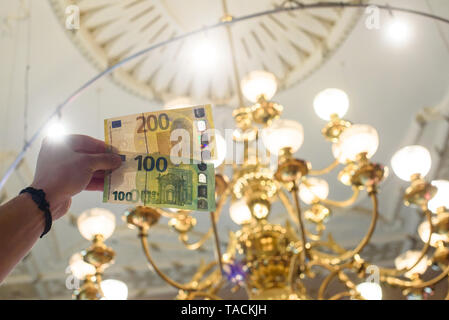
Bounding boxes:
[31,134,123,219]
[0,134,122,282]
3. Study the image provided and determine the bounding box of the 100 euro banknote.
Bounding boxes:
[103,153,216,212]
[104,105,216,162]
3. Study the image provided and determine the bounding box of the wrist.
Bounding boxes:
[18,193,46,233]
[19,187,52,238]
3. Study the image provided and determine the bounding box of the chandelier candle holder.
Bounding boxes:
[69,208,128,300]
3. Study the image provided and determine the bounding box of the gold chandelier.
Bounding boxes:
[69,70,449,300]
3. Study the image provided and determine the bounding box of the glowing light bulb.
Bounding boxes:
[261,119,304,156]
[241,70,278,103]
[250,201,270,220]
[394,250,429,279]
[332,124,379,163]
[230,199,252,225]
[356,282,382,300]
[418,219,448,246]
[428,180,449,213]
[77,208,116,241]
[299,178,329,204]
[386,20,411,45]
[46,121,66,141]
[191,41,218,70]
[391,145,431,181]
[313,88,349,121]
[100,279,128,300]
[69,253,96,280]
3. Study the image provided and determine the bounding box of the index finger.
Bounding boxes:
[66,134,107,154]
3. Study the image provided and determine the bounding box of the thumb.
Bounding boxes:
[87,153,122,171]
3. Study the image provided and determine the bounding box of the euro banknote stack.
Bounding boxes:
[103,105,216,211]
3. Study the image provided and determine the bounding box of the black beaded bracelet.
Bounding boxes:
[20,187,52,238]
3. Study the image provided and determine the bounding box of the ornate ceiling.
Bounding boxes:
[49,0,362,104]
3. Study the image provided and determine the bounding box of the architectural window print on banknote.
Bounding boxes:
[103,105,217,211]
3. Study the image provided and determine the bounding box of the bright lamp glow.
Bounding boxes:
[69,253,96,280]
[299,178,329,205]
[428,180,449,213]
[241,70,278,103]
[386,20,411,45]
[100,279,128,300]
[77,208,116,241]
[356,282,382,300]
[262,119,304,156]
[46,121,66,141]
[394,250,429,279]
[191,41,218,70]
[251,202,269,219]
[391,145,431,181]
[332,124,379,163]
[418,219,447,246]
[230,199,252,225]
[313,88,349,121]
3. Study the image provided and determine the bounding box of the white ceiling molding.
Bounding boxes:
[48,0,363,104]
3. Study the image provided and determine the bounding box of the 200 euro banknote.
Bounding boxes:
[104,105,216,162]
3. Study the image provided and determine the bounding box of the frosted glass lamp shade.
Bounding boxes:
[356,282,382,300]
[100,279,128,300]
[77,208,116,241]
[261,119,304,156]
[299,178,329,204]
[428,180,449,213]
[313,88,349,121]
[332,124,379,163]
[69,253,96,280]
[241,70,278,103]
[394,250,429,278]
[418,220,447,246]
[230,199,252,225]
[391,145,431,181]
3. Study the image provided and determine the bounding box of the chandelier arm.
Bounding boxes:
[308,159,340,176]
[320,186,360,208]
[329,291,352,300]
[446,279,449,300]
[187,291,223,300]
[191,261,217,283]
[292,182,311,260]
[180,229,214,250]
[329,191,379,264]
[317,269,339,299]
[179,187,231,250]
[305,225,324,241]
[210,211,225,276]
[154,208,179,219]
[278,189,323,241]
[309,259,351,299]
[379,209,433,277]
[139,233,196,291]
[381,263,449,289]
[221,0,245,108]
[196,270,224,293]
[309,239,348,255]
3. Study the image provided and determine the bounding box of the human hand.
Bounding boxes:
[30,135,122,220]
